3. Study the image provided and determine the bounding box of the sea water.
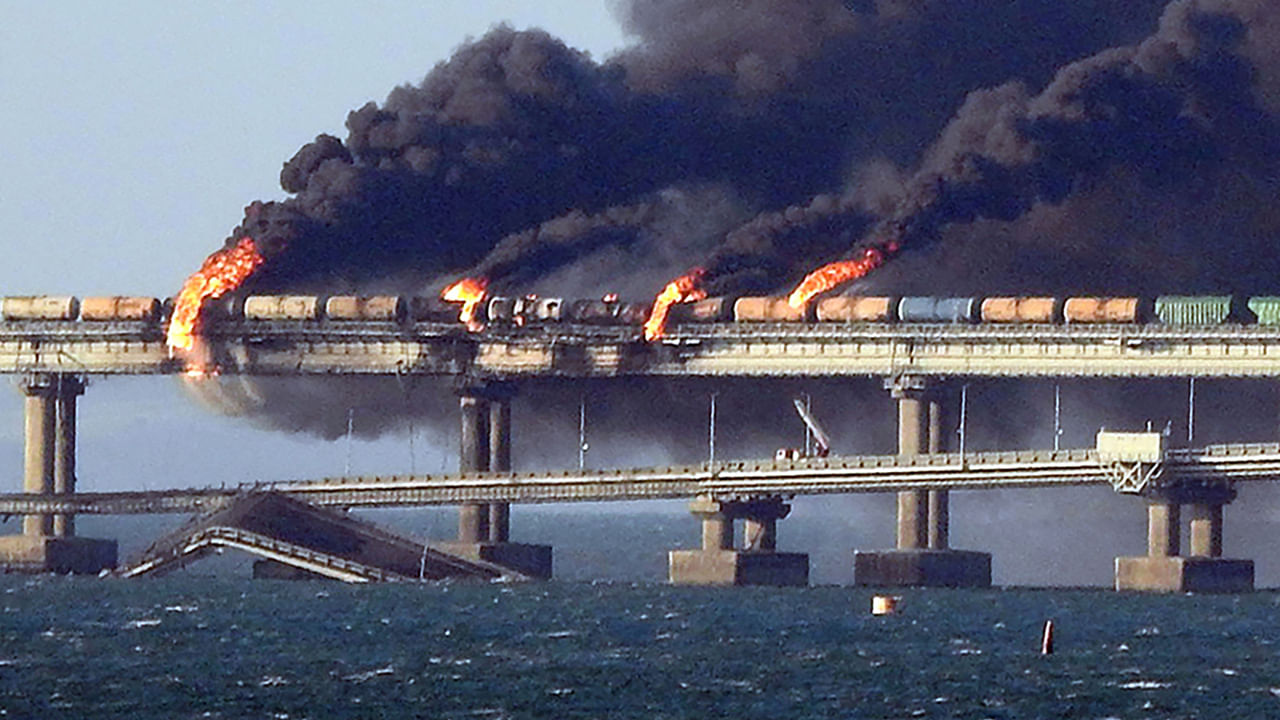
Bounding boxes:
[2,576,1279,719]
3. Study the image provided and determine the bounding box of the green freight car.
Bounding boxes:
[1248,297,1280,325]
[1153,296,1232,325]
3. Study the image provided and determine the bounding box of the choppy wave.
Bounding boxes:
[0,578,1276,717]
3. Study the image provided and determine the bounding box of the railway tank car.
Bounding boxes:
[325,295,406,322]
[1063,297,1147,324]
[897,297,980,324]
[733,296,810,322]
[2,295,80,321]
[980,297,1060,323]
[79,296,161,322]
[10,292,1280,332]
[669,296,735,323]
[243,295,324,321]
[567,298,620,324]
[816,296,896,323]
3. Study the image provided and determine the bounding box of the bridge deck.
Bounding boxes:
[5,442,1280,515]
[4,321,1280,377]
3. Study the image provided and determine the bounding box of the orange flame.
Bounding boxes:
[643,268,707,341]
[166,237,265,353]
[441,276,489,331]
[787,243,896,310]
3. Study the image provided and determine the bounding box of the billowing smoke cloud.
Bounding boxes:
[707,0,1280,295]
[167,0,1280,586]
[223,0,1172,298]
[189,0,1279,469]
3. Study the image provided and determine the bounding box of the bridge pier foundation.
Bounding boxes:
[1116,488,1252,593]
[855,377,990,588]
[669,496,808,586]
[441,386,551,579]
[0,374,116,574]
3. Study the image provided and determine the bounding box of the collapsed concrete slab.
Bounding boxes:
[118,492,524,582]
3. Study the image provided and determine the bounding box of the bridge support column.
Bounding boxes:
[927,393,949,549]
[0,375,116,574]
[456,393,490,543]
[52,376,85,538]
[1188,503,1223,558]
[670,496,808,586]
[488,397,511,543]
[21,375,56,538]
[1147,501,1180,558]
[854,377,991,588]
[442,386,551,579]
[1116,488,1252,593]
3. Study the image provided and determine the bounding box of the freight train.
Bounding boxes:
[6,293,1280,328]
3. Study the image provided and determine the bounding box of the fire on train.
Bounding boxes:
[6,293,1280,327]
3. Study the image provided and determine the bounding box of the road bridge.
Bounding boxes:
[0,442,1276,514]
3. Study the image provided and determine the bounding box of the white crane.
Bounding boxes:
[776,397,833,460]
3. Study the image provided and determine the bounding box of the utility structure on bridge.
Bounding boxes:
[1102,431,1253,592]
[0,317,1273,589]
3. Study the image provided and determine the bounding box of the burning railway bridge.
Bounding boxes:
[7,0,1269,588]
[4,304,1280,590]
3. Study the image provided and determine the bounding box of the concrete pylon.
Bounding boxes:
[742,498,791,552]
[695,499,735,551]
[442,384,551,579]
[854,376,990,588]
[456,392,491,544]
[1147,500,1180,558]
[488,396,511,543]
[893,377,929,550]
[1188,503,1223,558]
[53,375,85,537]
[927,391,949,549]
[0,374,116,574]
[21,375,56,537]
[1116,485,1252,593]
[670,495,808,586]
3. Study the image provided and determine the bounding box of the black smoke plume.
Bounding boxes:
[193,0,1279,454]
[173,1,1280,586]
[222,0,1173,297]
[702,0,1280,296]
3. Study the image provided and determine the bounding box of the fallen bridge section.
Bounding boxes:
[116,492,521,582]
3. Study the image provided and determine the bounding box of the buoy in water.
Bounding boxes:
[1041,619,1055,654]
[871,595,899,615]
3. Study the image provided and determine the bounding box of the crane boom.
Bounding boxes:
[792,398,832,457]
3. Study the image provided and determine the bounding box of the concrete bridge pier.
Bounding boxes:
[442,385,551,579]
[456,393,491,543]
[0,374,116,574]
[854,377,991,587]
[1116,487,1253,592]
[669,495,809,586]
[487,397,511,543]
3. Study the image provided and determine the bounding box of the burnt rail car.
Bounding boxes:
[3,292,1278,334]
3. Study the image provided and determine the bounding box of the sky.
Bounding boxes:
[0,2,630,491]
[0,2,627,296]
